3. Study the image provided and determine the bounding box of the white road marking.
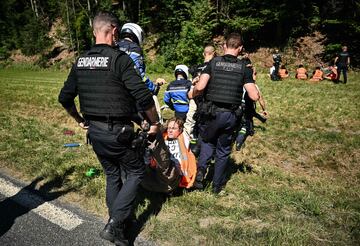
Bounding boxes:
[0,177,83,230]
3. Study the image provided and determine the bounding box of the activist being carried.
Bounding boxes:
[58,11,159,246]
[141,117,197,193]
[190,32,259,194]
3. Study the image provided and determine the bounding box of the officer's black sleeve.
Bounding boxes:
[117,55,154,110]
[201,60,212,75]
[58,64,78,108]
[186,80,192,91]
[244,66,255,84]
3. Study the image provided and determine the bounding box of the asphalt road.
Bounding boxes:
[0,171,156,246]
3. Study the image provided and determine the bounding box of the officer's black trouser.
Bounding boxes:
[336,64,348,83]
[235,116,253,148]
[175,111,187,121]
[87,120,145,224]
[197,111,237,189]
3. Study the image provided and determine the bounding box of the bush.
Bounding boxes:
[146,55,169,74]
[0,46,10,60]
[323,43,341,62]
[159,0,216,68]
[19,16,53,56]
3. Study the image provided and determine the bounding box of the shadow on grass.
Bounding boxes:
[254,124,267,132]
[201,157,253,190]
[0,167,77,237]
[126,187,168,245]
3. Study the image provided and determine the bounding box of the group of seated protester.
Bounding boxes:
[270,64,338,82]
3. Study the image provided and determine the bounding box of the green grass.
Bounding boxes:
[0,68,359,245]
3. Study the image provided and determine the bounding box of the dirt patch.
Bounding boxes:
[238,217,271,233]
[8,18,75,68]
[248,31,326,71]
[143,34,160,62]
[10,50,39,63]
[284,31,326,68]
[198,216,235,229]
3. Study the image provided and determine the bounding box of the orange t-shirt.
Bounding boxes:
[296,67,307,79]
[311,70,323,80]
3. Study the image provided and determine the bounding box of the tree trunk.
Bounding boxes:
[30,0,39,17]
[30,0,34,12]
[71,0,80,51]
[65,0,74,50]
[87,0,92,28]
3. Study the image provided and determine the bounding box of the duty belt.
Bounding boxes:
[212,102,238,112]
[84,115,131,124]
[215,107,233,112]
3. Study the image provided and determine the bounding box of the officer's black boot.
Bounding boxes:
[100,218,115,243]
[113,222,129,246]
[193,168,205,190]
[212,185,222,194]
[212,184,226,196]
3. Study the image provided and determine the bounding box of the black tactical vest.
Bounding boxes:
[337,51,350,65]
[75,45,136,117]
[205,56,245,106]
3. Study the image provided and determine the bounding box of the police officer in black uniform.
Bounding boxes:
[334,45,351,84]
[191,33,259,194]
[58,11,159,246]
[271,48,282,81]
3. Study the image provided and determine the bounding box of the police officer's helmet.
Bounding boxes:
[120,23,144,46]
[174,65,189,80]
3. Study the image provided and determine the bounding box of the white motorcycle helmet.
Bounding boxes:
[120,23,144,46]
[174,65,189,80]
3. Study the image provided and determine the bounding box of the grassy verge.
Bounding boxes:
[0,68,359,245]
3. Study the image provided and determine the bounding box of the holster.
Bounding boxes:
[116,125,134,144]
[198,100,217,123]
[234,105,244,118]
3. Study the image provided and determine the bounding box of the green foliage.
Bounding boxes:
[73,10,93,51]
[0,46,10,60]
[19,18,53,56]
[223,16,264,33]
[0,0,359,67]
[145,55,169,74]
[171,0,217,66]
[323,43,342,62]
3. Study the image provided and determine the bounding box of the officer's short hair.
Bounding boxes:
[93,11,120,33]
[226,33,243,49]
[204,45,215,56]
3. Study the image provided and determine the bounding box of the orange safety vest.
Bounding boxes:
[161,132,197,188]
[296,67,307,79]
[311,70,323,80]
[279,69,289,78]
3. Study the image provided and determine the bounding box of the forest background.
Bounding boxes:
[0,0,359,71]
[1,1,360,245]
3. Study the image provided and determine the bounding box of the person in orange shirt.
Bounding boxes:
[163,117,197,189]
[295,64,308,80]
[142,117,197,192]
[310,66,324,82]
[324,65,338,82]
[279,65,289,79]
